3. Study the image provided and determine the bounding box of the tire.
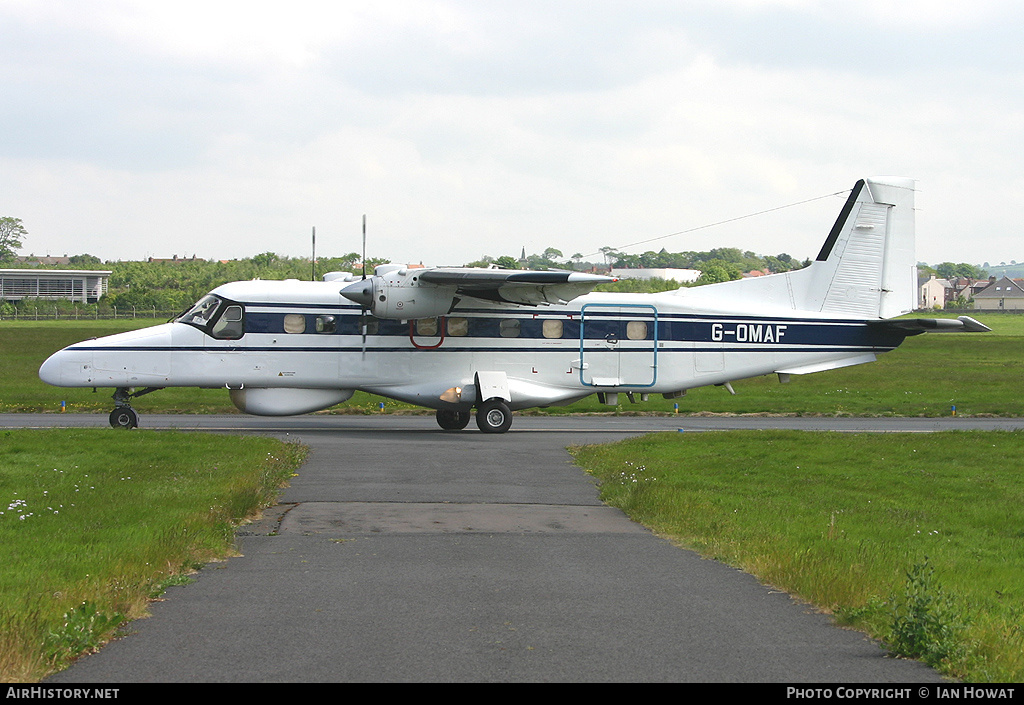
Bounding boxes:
[109,407,139,429]
[475,399,513,434]
[436,409,471,431]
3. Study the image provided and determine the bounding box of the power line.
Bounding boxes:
[583,189,851,259]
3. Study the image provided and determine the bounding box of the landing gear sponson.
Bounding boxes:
[109,387,163,429]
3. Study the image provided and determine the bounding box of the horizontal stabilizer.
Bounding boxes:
[870,316,992,334]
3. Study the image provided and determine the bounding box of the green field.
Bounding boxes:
[2,312,1022,417]
[571,430,1024,682]
[2,314,1023,681]
[0,429,305,682]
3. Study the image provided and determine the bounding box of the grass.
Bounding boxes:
[3,315,1022,681]
[1,312,1022,416]
[0,429,306,682]
[569,430,1024,682]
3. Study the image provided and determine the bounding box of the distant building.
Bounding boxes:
[918,274,992,309]
[609,267,701,283]
[973,277,1024,311]
[919,274,951,309]
[0,269,111,303]
[16,255,71,266]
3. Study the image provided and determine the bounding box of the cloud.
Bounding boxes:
[2,0,1023,267]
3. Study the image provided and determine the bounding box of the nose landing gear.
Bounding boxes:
[108,387,163,429]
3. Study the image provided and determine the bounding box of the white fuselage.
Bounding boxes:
[38,278,906,415]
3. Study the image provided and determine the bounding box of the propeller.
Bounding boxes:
[338,217,375,355]
[355,215,369,356]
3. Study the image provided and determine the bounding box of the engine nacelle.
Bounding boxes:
[229,387,355,416]
[341,268,458,320]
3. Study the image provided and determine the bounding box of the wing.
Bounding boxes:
[418,268,616,306]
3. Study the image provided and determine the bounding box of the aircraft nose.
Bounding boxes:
[38,351,62,386]
[39,347,92,387]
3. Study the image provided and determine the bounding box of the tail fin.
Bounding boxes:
[683,176,917,320]
[808,177,916,318]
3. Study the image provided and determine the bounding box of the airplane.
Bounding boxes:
[39,176,990,433]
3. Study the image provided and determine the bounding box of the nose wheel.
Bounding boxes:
[109,407,139,429]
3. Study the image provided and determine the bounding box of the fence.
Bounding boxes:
[0,307,178,321]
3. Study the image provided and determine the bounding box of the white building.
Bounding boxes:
[919,274,951,309]
[0,269,111,303]
[609,268,701,283]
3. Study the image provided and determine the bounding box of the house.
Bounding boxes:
[919,275,952,309]
[15,255,71,266]
[918,275,992,309]
[973,277,1024,311]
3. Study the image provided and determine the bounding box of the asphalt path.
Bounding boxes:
[8,413,1014,682]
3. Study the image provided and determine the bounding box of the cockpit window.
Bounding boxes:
[177,295,220,327]
[175,294,245,340]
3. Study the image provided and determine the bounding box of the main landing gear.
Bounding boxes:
[435,409,471,431]
[108,387,162,429]
[434,399,514,434]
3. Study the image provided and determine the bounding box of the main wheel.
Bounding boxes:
[109,407,139,429]
[436,409,471,430]
[475,399,513,434]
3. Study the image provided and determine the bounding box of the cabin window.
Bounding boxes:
[211,305,244,340]
[542,319,563,339]
[284,314,306,334]
[415,318,439,336]
[316,315,336,334]
[499,319,521,338]
[447,317,468,336]
[626,321,648,340]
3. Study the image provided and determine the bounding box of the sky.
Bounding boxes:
[2,0,1022,268]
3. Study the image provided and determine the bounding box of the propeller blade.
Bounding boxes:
[362,214,367,355]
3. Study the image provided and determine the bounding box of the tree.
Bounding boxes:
[68,253,102,267]
[250,252,280,268]
[935,262,987,280]
[695,259,742,285]
[0,217,27,263]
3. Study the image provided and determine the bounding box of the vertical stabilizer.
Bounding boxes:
[670,176,917,320]
[812,177,917,318]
